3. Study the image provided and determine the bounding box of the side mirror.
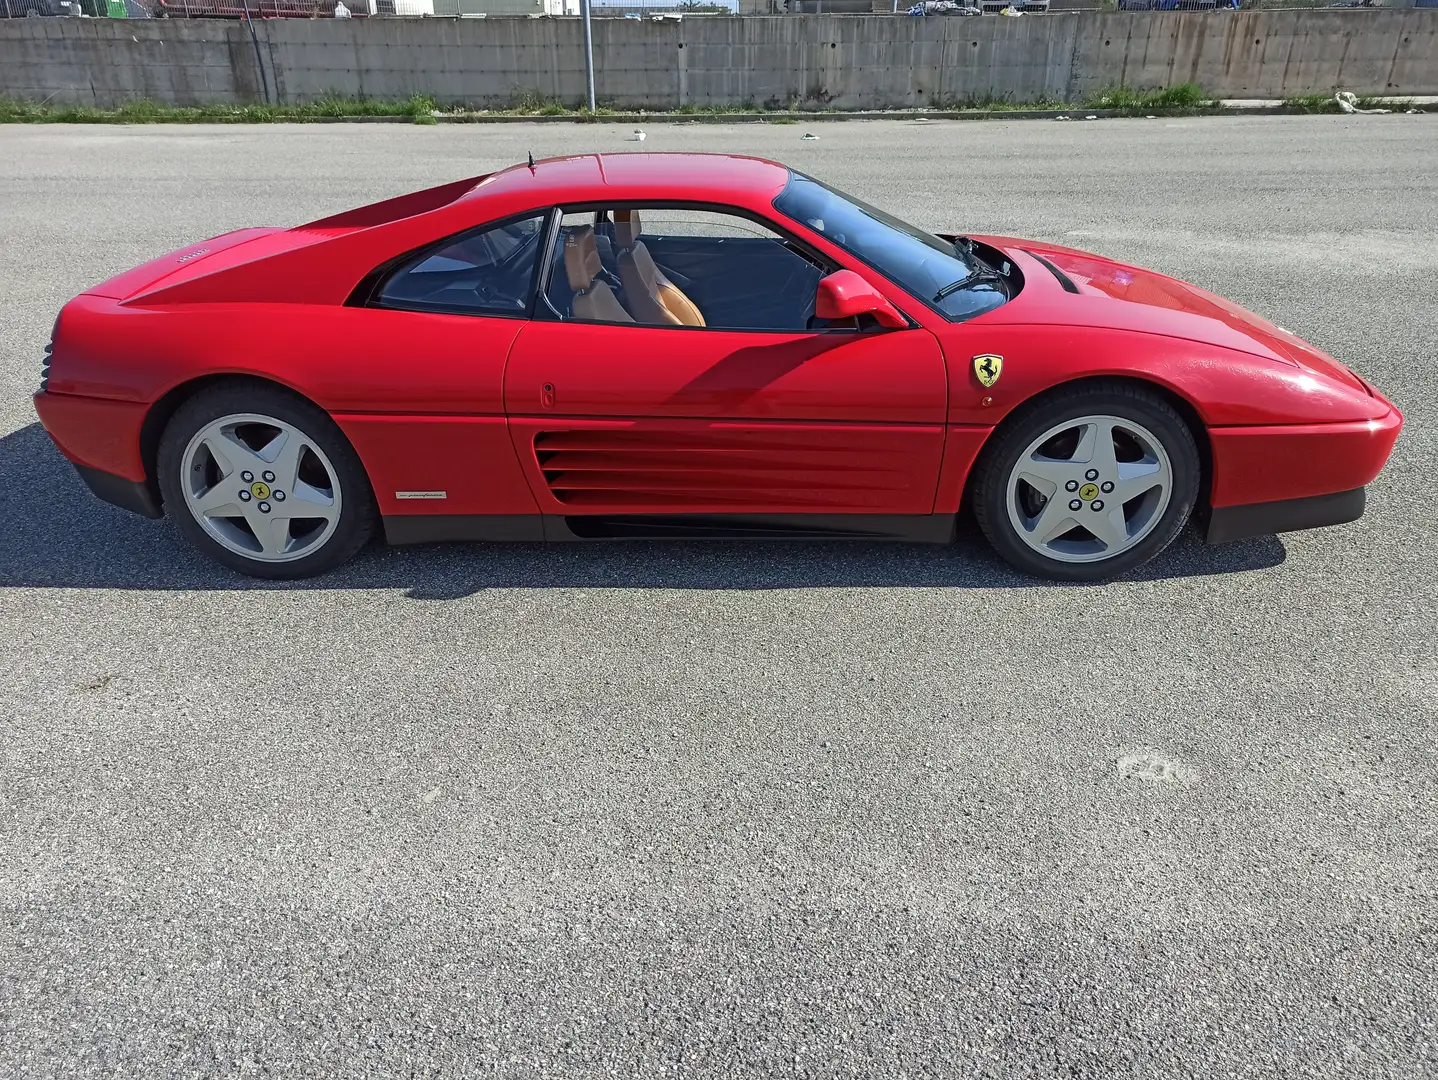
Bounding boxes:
[814,270,907,329]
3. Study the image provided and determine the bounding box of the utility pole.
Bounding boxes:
[579,0,596,113]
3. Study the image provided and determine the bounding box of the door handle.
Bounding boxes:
[541,382,555,409]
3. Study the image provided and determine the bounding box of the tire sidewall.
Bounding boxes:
[156,384,375,579]
[973,387,1200,581]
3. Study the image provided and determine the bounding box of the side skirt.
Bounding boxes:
[383,513,957,546]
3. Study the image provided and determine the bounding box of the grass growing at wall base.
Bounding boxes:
[3,92,1213,123]
[1082,83,1210,115]
[5,86,1423,124]
[1281,91,1406,114]
[0,95,440,124]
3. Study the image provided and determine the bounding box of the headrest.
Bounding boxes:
[613,209,642,249]
[563,226,602,292]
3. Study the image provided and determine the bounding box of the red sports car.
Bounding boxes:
[34,153,1402,581]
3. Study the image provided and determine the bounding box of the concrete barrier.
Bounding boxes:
[1,11,1434,110]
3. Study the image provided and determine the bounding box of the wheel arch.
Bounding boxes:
[962,374,1214,514]
[139,373,336,511]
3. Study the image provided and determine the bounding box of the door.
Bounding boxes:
[503,206,948,518]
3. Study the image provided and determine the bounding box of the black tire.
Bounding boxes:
[970,381,1200,582]
[156,382,376,580]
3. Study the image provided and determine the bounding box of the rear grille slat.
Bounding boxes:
[40,341,53,392]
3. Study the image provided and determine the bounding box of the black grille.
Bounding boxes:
[40,341,53,393]
[1025,250,1080,294]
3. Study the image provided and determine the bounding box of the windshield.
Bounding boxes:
[773,173,1009,321]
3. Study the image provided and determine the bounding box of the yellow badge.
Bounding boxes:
[1079,483,1100,501]
[973,354,1003,388]
[250,481,271,500]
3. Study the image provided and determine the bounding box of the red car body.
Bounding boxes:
[34,153,1402,555]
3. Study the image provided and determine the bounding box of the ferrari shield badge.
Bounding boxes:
[973,353,1003,388]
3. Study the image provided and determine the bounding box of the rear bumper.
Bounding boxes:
[33,389,149,480]
[35,389,161,518]
[1206,487,1364,545]
[72,463,164,519]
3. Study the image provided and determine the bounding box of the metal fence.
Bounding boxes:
[0,0,1414,17]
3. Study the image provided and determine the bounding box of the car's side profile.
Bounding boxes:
[34,153,1402,581]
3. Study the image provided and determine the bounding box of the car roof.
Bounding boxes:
[467,153,794,205]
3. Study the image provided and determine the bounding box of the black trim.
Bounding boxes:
[73,463,164,519]
[1025,250,1080,294]
[383,512,955,545]
[384,514,546,544]
[531,207,563,320]
[1205,488,1365,545]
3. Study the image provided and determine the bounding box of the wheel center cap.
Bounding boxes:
[250,481,271,500]
[1079,482,1100,501]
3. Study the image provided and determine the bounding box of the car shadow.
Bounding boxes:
[0,422,1286,597]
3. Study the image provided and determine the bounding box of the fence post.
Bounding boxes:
[240,0,272,105]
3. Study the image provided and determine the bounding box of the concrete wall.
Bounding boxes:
[1,11,1434,109]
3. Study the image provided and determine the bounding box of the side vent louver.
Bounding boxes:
[532,429,914,509]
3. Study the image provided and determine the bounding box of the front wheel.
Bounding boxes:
[156,384,376,579]
[971,383,1200,581]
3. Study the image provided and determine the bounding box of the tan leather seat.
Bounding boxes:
[564,226,632,324]
[613,211,705,327]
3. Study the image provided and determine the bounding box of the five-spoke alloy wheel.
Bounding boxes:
[158,384,375,579]
[972,383,1199,581]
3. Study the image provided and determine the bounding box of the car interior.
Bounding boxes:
[374,212,547,315]
[375,205,866,332]
[544,209,832,332]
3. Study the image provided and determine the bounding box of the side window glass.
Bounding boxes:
[543,207,826,331]
[376,212,547,316]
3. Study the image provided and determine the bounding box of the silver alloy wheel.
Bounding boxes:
[1005,413,1173,564]
[179,412,343,563]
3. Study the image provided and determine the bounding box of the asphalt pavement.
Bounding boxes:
[1,116,1435,1078]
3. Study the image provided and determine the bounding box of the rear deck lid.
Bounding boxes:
[84,228,286,300]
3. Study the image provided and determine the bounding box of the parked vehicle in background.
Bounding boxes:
[1118,0,1234,10]
[978,0,1049,11]
[150,0,324,14]
[0,0,67,16]
[905,0,1048,13]
[148,0,436,13]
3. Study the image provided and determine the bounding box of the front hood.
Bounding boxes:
[1025,245,1369,394]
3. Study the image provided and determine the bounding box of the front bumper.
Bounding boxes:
[1209,408,1403,508]
[1204,405,1401,544]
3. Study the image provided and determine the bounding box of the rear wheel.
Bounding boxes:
[971,383,1200,581]
[156,384,375,579]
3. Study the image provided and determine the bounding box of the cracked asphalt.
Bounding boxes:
[0,116,1435,1078]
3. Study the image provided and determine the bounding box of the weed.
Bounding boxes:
[0,94,441,124]
[1282,92,1337,113]
[1084,82,1209,114]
